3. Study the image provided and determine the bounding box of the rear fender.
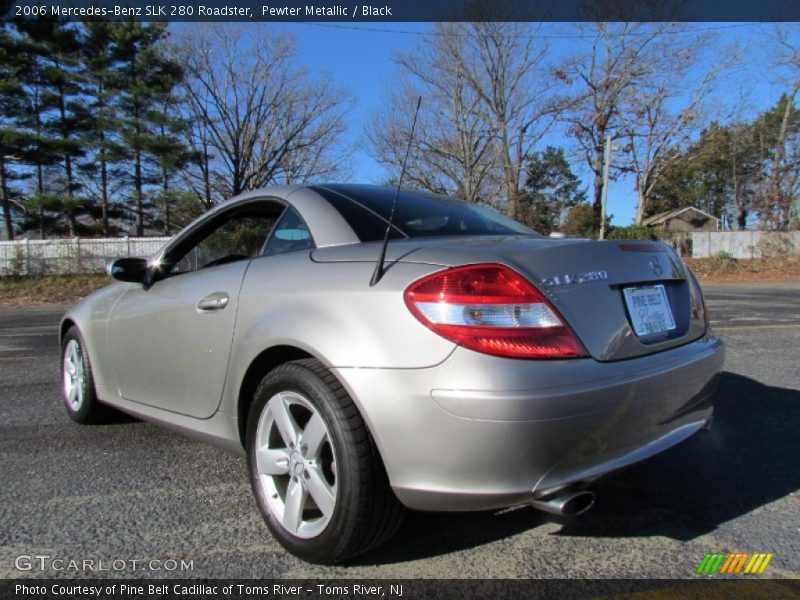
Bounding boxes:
[217,255,457,418]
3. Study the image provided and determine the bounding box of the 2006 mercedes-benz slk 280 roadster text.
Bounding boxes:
[60,184,723,563]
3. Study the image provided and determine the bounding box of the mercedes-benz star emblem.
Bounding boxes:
[649,256,663,276]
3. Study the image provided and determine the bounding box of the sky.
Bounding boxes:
[262,21,795,226]
[2,21,795,234]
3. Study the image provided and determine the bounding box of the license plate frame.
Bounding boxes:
[622,284,677,337]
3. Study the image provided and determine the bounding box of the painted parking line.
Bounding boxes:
[713,323,800,331]
[0,332,56,337]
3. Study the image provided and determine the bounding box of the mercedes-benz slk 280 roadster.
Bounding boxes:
[60,184,723,563]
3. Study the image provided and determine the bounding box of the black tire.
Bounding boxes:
[246,358,405,564]
[61,327,110,424]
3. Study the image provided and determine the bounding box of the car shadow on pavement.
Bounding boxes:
[556,371,800,541]
[351,371,799,564]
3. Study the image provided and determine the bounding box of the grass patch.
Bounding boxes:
[685,253,800,282]
[0,274,110,306]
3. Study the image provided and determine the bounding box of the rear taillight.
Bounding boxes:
[404,264,587,359]
[687,268,709,333]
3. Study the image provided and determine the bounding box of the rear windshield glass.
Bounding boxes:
[310,184,538,242]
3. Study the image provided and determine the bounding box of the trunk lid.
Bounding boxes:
[312,236,707,361]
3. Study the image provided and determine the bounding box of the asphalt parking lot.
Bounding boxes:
[1,281,798,579]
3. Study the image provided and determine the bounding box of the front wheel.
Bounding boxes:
[61,327,109,424]
[246,359,404,564]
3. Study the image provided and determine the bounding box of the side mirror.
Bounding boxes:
[108,257,149,283]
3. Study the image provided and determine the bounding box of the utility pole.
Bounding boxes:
[599,135,612,240]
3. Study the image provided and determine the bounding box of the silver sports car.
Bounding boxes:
[60,184,723,563]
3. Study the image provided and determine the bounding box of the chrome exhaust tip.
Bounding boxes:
[531,490,595,517]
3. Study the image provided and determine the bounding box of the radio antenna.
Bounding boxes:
[369,96,422,287]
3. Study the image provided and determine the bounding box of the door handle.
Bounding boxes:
[196,292,229,312]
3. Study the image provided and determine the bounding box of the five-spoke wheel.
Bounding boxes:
[63,338,85,413]
[61,327,107,423]
[254,391,338,539]
[246,358,405,564]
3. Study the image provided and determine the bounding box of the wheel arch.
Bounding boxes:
[60,318,77,345]
[234,345,394,492]
[236,345,317,447]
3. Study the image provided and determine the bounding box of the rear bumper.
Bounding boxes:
[333,334,724,511]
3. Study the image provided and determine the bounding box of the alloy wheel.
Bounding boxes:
[254,391,338,539]
[63,339,85,412]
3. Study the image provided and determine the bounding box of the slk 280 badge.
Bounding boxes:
[540,270,610,287]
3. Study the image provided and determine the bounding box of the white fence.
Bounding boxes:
[3,232,798,274]
[0,237,171,276]
[691,231,800,259]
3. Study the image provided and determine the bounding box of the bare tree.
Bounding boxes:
[761,25,800,229]
[622,31,727,224]
[560,22,692,230]
[178,99,215,211]
[368,24,499,203]
[369,23,562,216]
[176,25,352,204]
[459,23,564,218]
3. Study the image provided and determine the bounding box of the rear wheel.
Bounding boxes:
[246,359,404,564]
[61,327,108,424]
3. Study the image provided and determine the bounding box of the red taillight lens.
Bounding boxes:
[404,264,587,359]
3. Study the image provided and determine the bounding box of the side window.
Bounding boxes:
[170,207,282,276]
[314,187,405,242]
[262,207,315,256]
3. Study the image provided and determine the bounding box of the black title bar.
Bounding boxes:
[3,579,800,600]
[5,0,800,22]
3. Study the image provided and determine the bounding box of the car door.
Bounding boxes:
[107,199,284,418]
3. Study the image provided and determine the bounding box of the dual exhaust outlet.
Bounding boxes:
[530,489,595,517]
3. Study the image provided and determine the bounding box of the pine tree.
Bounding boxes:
[750,94,800,229]
[17,18,91,237]
[13,20,61,237]
[648,96,799,230]
[647,122,756,222]
[518,146,586,235]
[0,23,29,240]
[81,20,123,236]
[111,21,184,236]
